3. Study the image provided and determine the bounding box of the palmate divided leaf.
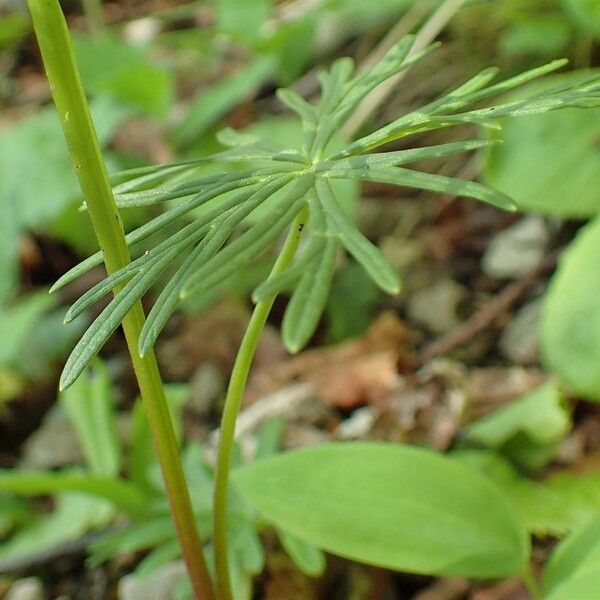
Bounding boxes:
[55,35,600,390]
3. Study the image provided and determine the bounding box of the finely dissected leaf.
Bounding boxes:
[319,139,496,175]
[341,165,516,211]
[334,59,586,157]
[64,263,138,323]
[56,33,600,378]
[60,247,180,390]
[138,176,292,353]
[485,71,600,216]
[277,88,317,124]
[251,236,325,302]
[317,179,400,294]
[282,237,338,353]
[233,443,529,578]
[541,215,600,400]
[543,516,600,595]
[181,174,315,298]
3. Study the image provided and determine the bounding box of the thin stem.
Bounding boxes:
[213,206,309,600]
[522,565,542,600]
[27,2,214,598]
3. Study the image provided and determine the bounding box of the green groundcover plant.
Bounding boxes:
[15,1,600,598]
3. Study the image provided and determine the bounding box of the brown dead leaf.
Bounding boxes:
[247,312,414,409]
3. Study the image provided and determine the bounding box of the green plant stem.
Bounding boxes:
[27,2,214,598]
[522,565,542,600]
[213,206,309,600]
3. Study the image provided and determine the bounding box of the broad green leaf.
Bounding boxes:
[463,381,570,470]
[452,450,600,537]
[543,516,600,594]
[233,442,529,578]
[546,569,600,600]
[541,215,600,400]
[485,71,600,216]
[60,361,121,477]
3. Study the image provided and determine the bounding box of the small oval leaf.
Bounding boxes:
[541,215,600,400]
[233,442,529,578]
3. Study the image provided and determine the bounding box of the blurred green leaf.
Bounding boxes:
[74,33,174,116]
[277,528,326,577]
[0,11,31,50]
[60,361,122,477]
[0,96,127,231]
[253,417,284,460]
[130,384,189,494]
[0,292,54,367]
[0,492,114,564]
[173,55,275,147]
[543,516,600,594]
[215,0,272,42]
[453,450,600,536]
[463,381,571,470]
[234,442,529,578]
[0,496,34,538]
[485,71,600,217]
[325,262,381,342]
[561,0,600,37]
[499,16,571,58]
[541,215,600,400]
[546,569,600,600]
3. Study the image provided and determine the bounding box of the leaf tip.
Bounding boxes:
[284,339,302,355]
